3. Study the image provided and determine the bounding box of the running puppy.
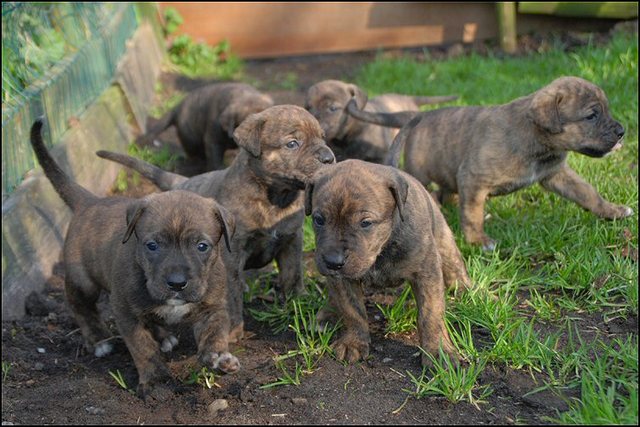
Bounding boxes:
[346,76,633,249]
[305,79,457,163]
[29,119,237,399]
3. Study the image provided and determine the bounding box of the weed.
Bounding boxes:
[2,361,11,381]
[109,369,131,392]
[185,366,220,389]
[375,285,416,335]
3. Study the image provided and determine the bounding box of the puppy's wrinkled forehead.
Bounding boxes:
[262,105,323,137]
[314,163,394,217]
[142,192,215,236]
[551,76,609,109]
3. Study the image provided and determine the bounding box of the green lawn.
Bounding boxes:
[251,28,637,424]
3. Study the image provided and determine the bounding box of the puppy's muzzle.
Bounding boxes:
[322,251,346,271]
[166,272,188,292]
[316,146,336,165]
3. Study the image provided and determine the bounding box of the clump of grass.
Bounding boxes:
[184,366,220,389]
[108,369,133,393]
[2,361,11,381]
[375,285,416,335]
[405,348,492,409]
[114,143,180,192]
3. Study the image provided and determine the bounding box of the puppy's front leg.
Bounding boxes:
[275,231,305,298]
[194,307,239,374]
[540,164,633,219]
[113,307,171,398]
[327,278,370,363]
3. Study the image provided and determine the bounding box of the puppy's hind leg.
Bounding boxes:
[64,274,113,357]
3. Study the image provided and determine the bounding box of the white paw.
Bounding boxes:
[203,351,240,373]
[623,207,634,217]
[160,335,179,353]
[94,342,113,358]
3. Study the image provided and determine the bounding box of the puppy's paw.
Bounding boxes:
[332,334,369,363]
[481,237,497,251]
[200,351,240,374]
[602,204,634,219]
[93,341,113,358]
[136,382,175,402]
[160,335,179,353]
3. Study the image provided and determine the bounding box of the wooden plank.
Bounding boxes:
[518,2,638,19]
[159,2,499,58]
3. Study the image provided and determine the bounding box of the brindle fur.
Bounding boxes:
[305,79,457,163]
[305,159,471,367]
[97,105,336,341]
[346,76,633,249]
[139,82,273,170]
[29,119,237,399]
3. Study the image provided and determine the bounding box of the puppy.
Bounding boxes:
[305,79,457,163]
[29,119,237,399]
[305,159,471,367]
[97,105,336,341]
[140,82,274,170]
[346,76,633,249]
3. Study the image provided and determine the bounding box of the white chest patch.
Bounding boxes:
[153,301,194,325]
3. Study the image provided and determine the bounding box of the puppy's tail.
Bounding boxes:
[384,115,420,168]
[412,94,458,105]
[95,150,187,191]
[29,118,97,211]
[137,104,178,145]
[346,98,417,128]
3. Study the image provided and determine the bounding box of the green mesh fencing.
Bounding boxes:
[2,2,140,195]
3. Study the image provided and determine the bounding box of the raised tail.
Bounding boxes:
[412,95,458,105]
[384,116,420,168]
[29,118,96,211]
[346,98,418,128]
[95,150,187,191]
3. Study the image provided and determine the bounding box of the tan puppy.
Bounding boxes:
[140,82,274,170]
[305,159,471,366]
[305,79,457,163]
[346,76,633,249]
[97,105,336,341]
[29,119,237,399]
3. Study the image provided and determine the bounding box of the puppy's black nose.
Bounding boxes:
[615,123,625,139]
[317,147,336,164]
[167,273,188,291]
[323,252,345,271]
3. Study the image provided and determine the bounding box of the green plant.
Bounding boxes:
[109,369,131,392]
[375,285,417,335]
[168,35,243,80]
[162,7,184,37]
[406,348,492,409]
[2,361,11,381]
[185,366,220,389]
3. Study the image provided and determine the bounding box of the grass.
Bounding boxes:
[114,142,181,192]
[2,361,11,381]
[109,369,132,393]
[184,366,221,389]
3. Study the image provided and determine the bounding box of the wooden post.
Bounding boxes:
[497,2,517,54]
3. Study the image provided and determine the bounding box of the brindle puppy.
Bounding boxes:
[305,159,471,366]
[29,119,237,399]
[346,76,633,249]
[140,82,273,170]
[97,105,336,341]
[305,79,457,163]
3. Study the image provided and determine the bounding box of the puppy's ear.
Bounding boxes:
[213,202,235,253]
[304,182,314,216]
[348,84,368,109]
[233,112,264,157]
[123,202,147,243]
[219,106,237,139]
[388,173,409,222]
[529,88,563,134]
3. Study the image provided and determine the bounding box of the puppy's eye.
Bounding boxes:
[585,111,598,121]
[360,220,373,229]
[146,241,159,251]
[197,242,210,252]
[328,105,340,112]
[313,214,325,227]
[286,140,300,149]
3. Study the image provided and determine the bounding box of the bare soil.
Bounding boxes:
[2,25,637,425]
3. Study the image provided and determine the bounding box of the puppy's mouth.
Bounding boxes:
[166,298,186,306]
[577,138,623,158]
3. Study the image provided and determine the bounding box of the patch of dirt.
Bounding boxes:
[2,24,637,424]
